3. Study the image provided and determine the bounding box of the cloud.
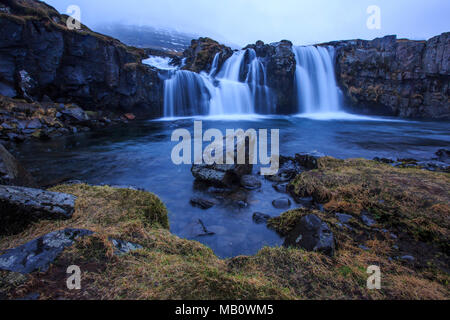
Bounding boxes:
[46,0,449,46]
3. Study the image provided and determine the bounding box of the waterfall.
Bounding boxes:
[163,70,210,117]
[293,46,341,113]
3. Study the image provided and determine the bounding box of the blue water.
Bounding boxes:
[14,114,450,258]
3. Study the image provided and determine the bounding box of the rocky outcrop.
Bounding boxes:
[182,37,233,74]
[0,185,76,235]
[243,40,296,113]
[0,143,36,187]
[328,33,450,119]
[0,0,163,118]
[284,214,335,257]
[0,228,93,274]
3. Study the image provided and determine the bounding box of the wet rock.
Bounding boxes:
[240,175,262,190]
[272,197,292,209]
[0,185,76,235]
[253,212,271,224]
[190,197,216,210]
[435,149,450,163]
[110,239,143,256]
[336,213,353,224]
[360,212,376,227]
[284,214,335,257]
[273,183,288,193]
[17,70,37,102]
[0,229,93,274]
[60,105,89,123]
[0,144,36,187]
[295,154,320,170]
[236,200,248,208]
[186,220,215,238]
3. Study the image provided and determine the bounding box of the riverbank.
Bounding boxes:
[1,156,448,300]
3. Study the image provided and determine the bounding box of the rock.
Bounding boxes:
[399,255,415,262]
[192,134,253,187]
[0,229,93,274]
[17,70,37,102]
[272,197,292,209]
[0,144,37,187]
[110,239,143,256]
[360,212,377,227]
[332,33,450,119]
[182,37,233,74]
[295,154,319,170]
[240,175,262,190]
[253,212,271,224]
[284,214,335,257]
[359,245,370,251]
[186,220,215,238]
[0,185,77,235]
[336,213,354,224]
[190,197,216,210]
[273,183,288,193]
[60,105,89,123]
[435,149,450,163]
[16,293,40,300]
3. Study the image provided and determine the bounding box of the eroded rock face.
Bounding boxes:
[284,214,335,257]
[0,0,163,118]
[182,37,233,74]
[0,229,93,274]
[0,186,76,235]
[330,33,450,119]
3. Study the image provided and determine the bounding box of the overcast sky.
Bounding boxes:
[46,0,449,47]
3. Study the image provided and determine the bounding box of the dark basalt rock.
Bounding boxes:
[240,175,262,190]
[329,33,450,119]
[0,185,76,235]
[0,0,163,118]
[182,37,233,74]
[0,229,93,274]
[190,197,216,210]
[253,212,271,224]
[186,219,215,238]
[0,144,36,187]
[272,197,292,209]
[284,214,335,257]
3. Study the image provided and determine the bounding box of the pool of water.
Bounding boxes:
[13,113,450,258]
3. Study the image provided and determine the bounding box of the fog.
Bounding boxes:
[46,0,449,46]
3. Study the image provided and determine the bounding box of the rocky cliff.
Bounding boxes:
[0,0,163,118]
[327,34,449,119]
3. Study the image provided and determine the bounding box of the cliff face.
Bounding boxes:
[246,40,296,114]
[0,0,163,118]
[329,33,449,119]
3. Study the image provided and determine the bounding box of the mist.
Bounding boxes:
[46,0,450,46]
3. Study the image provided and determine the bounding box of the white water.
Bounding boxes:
[143,56,177,71]
[293,46,341,113]
[163,49,275,117]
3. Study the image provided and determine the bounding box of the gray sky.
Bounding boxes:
[46,0,449,47]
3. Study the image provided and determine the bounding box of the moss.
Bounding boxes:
[1,181,449,300]
[290,158,450,248]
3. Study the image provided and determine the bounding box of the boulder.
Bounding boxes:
[0,185,77,235]
[253,212,271,224]
[190,197,216,210]
[272,197,292,209]
[0,229,93,274]
[240,175,262,190]
[0,144,37,187]
[284,214,335,257]
[110,239,143,256]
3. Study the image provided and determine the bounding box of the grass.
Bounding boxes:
[0,175,448,300]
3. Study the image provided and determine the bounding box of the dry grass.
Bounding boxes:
[290,157,450,248]
[1,158,449,300]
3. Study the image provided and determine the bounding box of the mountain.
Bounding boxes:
[94,24,197,52]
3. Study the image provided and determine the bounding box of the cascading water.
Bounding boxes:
[162,49,274,117]
[293,46,341,113]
